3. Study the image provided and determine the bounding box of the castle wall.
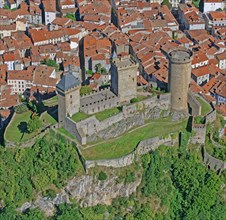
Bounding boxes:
[203,149,226,172]
[188,92,201,116]
[80,88,119,114]
[205,105,216,123]
[64,117,86,145]
[85,134,178,171]
[190,123,206,144]
[77,93,171,142]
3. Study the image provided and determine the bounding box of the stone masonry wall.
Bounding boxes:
[188,92,201,116]
[203,149,226,172]
[191,124,206,144]
[74,93,171,144]
[64,117,86,145]
[85,134,178,171]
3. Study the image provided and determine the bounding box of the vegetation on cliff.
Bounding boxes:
[0,132,82,207]
[1,144,225,219]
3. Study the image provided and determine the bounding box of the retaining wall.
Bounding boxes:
[188,92,201,116]
[85,134,178,171]
[64,117,86,145]
[203,149,226,173]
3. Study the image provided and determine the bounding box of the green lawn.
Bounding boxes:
[71,112,90,122]
[94,107,122,121]
[4,111,39,143]
[71,107,122,122]
[81,119,187,160]
[196,97,211,116]
[43,96,58,107]
[41,111,57,126]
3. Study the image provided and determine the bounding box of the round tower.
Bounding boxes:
[168,48,193,112]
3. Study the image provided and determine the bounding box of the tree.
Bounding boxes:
[86,70,93,75]
[28,100,38,113]
[80,86,92,96]
[192,0,200,9]
[95,63,102,73]
[41,59,59,71]
[27,116,42,133]
[17,122,28,140]
[100,67,107,74]
[65,13,76,21]
[14,103,28,114]
[162,0,172,9]
[216,8,223,11]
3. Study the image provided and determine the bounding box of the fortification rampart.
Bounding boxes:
[64,117,86,145]
[72,93,172,144]
[205,105,216,123]
[188,92,201,116]
[203,148,226,173]
[191,123,207,144]
[80,88,119,114]
[85,133,178,172]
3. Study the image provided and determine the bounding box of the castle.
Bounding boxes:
[56,48,194,144]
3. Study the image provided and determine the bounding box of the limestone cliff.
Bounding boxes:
[18,174,142,216]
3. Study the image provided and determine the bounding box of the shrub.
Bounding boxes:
[27,116,42,133]
[14,103,28,114]
[194,116,205,124]
[41,59,59,71]
[98,171,108,181]
[86,70,93,75]
[65,13,76,21]
[80,86,92,96]
[100,67,107,74]
[130,98,139,103]
[124,171,136,183]
[43,189,56,199]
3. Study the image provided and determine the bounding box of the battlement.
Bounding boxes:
[112,56,137,70]
[168,48,193,64]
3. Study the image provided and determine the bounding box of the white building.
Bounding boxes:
[204,11,226,30]
[216,52,226,70]
[42,0,57,25]
[201,0,226,13]
[7,70,33,94]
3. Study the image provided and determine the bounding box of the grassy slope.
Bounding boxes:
[5,111,38,143]
[196,97,211,115]
[82,119,187,160]
[71,107,122,122]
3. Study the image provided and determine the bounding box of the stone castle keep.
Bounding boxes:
[168,48,193,112]
[56,48,194,144]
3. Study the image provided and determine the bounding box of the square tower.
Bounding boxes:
[111,54,138,103]
[56,72,81,126]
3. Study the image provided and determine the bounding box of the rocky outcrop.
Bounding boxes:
[18,174,141,216]
[65,175,141,207]
[98,113,144,140]
[91,107,173,142]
